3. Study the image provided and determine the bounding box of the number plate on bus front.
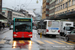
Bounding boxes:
[22,36,24,38]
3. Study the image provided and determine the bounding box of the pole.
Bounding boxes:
[40,25,42,38]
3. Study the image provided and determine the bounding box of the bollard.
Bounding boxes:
[40,32,42,38]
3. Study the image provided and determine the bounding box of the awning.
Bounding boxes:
[0,14,7,19]
[49,11,75,20]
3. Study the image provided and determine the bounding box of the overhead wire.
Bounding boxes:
[25,0,32,9]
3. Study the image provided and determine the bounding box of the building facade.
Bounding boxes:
[12,11,25,20]
[55,0,75,21]
[42,0,75,23]
[42,0,49,19]
[0,0,2,13]
[49,0,56,19]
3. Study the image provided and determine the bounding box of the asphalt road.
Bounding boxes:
[0,29,75,50]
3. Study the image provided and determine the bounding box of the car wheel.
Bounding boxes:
[64,36,69,42]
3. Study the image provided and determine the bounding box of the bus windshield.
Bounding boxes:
[15,22,31,32]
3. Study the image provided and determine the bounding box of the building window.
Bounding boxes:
[60,6,61,10]
[69,1,71,6]
[65,2,68,8]
[58,6,60,10]
[61,5,62,9]
[63,4,64,9]
[56,0,59,4]
[72,0,75,5]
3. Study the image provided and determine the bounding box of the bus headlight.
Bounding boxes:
[28,35,32,36]
[14,34,17,36]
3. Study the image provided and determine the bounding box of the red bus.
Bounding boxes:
[13,18,32,40]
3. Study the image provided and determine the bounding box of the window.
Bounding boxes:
[61,5,62,9]
[72,0,75,5]
[65,2,68,8]
[55,8,57,11]
[71,30,75,33]
[69,1,71,6]
[56,0,59,4]
[65,11,67,13]
[63,4,64,9]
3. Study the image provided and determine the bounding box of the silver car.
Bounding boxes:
[9,25,13,30]
[65,29,75,42]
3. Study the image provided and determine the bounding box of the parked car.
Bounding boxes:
[9,25,13,30]
[64,29,75,42]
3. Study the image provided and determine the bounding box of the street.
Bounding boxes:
[0,28,75,50]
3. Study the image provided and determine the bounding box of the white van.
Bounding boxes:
[37,20,60,37]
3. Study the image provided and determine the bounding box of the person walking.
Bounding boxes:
[0,21,2,31]
[2,23,5,29]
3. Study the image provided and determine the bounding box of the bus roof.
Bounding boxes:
[13,18,32,20]
[14,18,32,19]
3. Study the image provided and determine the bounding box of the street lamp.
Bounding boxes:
[36,0,39,3]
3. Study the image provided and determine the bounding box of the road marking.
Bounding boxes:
[68,41,75,44]
[61,41,73,45]
[0,40,6,44]
[19,40,25,44]
[52,40,64,44]
[9,41,13,44]
[36,40,44,44]
[28,40,34,43]
[0,36,7,44]
[44,40,54,44]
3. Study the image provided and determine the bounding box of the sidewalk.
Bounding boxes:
[0,28,9,34]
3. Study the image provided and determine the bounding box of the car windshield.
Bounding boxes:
[71,30,75,33]
[65,27,73,31]
[15,22,31,32]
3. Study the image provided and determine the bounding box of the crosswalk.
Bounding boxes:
[0,40,75,45]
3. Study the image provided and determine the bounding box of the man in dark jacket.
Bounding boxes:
[0,21,2,31]
[2,23,5,29]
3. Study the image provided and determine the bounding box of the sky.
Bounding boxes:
[2,0,43,15]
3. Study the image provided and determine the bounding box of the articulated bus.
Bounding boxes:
[13,18,32,40]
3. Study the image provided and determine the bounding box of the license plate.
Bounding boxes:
[22,36,24,38]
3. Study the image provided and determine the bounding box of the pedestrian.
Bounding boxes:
[0,21,2,31]
[2,23,5,29]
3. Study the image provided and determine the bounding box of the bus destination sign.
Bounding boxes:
[15,19,31,22]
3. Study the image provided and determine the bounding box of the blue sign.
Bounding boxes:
[48,27,59,30]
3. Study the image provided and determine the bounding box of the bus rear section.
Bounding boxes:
[13,18,32,40]
[37,21,47,35]
[46,20,60,37]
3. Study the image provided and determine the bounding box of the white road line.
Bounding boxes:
[35,33,37,39]
[0,36,7,44]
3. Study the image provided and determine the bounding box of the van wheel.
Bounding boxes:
[64,36,69,42]
[60,32,63,36]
